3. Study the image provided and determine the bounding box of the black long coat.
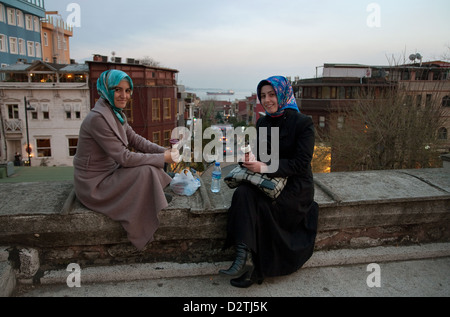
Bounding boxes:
[225,109,319,277]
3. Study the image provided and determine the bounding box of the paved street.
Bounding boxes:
[11,244,450,298]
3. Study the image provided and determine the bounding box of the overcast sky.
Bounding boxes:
[43,0,450,91]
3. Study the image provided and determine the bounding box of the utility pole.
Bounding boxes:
[24,97,34,166]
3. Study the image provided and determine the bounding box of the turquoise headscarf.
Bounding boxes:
[257,76,299,117]
[97,70,134,124]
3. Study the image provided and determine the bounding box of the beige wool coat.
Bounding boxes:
[73,98,172,250]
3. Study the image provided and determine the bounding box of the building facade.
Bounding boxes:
[292,62,450,171]
[293,62,450,149]
[87,58,179,147]
[0,0,46,66]
[41,13,73,64]
[0,60,90,166]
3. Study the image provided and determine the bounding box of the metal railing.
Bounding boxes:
[4,119,23,133]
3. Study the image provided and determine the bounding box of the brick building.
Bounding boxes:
[293,62,450,150]
[87,58,179,147]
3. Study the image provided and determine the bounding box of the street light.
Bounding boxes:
[24,97,35,167]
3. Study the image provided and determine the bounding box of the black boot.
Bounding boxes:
[219,243,253,277]
[230,270,264,288]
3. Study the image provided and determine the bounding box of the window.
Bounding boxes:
[338,87,345,99]
[416,94,422,107]
[0,34,7,52]
[123,99,133,122]
[438,128,448,140]
[7,8,15,25]
[153,132,161,145]
[163,130,171,147]
[73,103,81,119]
[163,98,171,119]
[442,96,450,107]
[28,103,38,119]
[337,116,345,129]
[319,116,326,128]
[27,41,35,57]
[426,94,432,107]
[36,139,51,157]
[9,37,17,54]
[405,95,413,106]
[0,4,5,23]
[0,64,6,81]
[303,87,311,98]
[401,70,410,80]
[68,138,78,156]
[322,86,330,99]
[345,87,352,99]
[8,104,19,119]
[41,104,50,119]
[25,15,33,30]
[330,87,337,99]
[64,104,72,119]
[152,99,160,121]
[352,87,359,99]
[18,39,25,55]
[316,87,322,99]
[35,42,41,58]
[43,32,48,46]
[16,10,23,28]
[57,35,62,50]
[34,17,40,32]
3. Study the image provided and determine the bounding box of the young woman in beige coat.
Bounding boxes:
[74,70,178,250]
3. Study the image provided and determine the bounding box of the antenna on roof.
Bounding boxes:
[409,53,423,66]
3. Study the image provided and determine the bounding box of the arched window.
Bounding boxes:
[442,96,450,107]
[438,127,448,140]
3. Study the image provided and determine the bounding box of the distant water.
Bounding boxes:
[186,88,256,102]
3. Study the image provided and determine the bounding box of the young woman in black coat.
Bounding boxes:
[220,76,319,288]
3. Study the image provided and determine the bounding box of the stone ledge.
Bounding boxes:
[37,243,450,286]
[0,167,449,270]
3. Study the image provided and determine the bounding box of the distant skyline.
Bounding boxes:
[43,0,450,91]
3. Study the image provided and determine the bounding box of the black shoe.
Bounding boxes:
[219,243,252,277]
[230,270,264,288]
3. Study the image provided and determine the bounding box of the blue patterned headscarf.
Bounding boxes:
[97,70,134,124]
[257,76,299,117]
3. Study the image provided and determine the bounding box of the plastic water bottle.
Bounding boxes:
[211,162,222,193]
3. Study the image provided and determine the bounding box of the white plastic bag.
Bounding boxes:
[170,169,201,196]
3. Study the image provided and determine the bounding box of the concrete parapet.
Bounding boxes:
[0,246,15,297]
[0,166,449,274]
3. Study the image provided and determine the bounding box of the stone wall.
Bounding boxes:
[0,166,449,273]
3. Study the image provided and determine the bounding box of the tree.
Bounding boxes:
[140,56,161,67]
[329,81,448,171]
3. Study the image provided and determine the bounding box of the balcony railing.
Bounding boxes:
[4,120,23,134]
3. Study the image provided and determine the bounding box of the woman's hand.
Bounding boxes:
[164,148,181,164]
[242,161,268,173]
